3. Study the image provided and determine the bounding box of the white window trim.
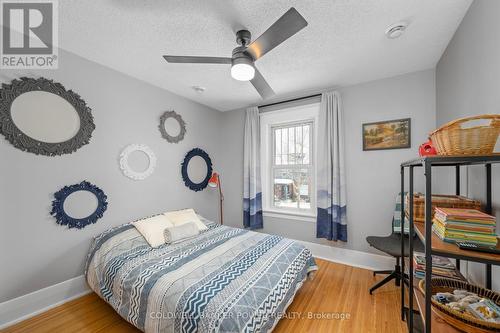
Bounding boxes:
[260,102,319,223]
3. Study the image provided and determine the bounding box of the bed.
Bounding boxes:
[85,216,317,333]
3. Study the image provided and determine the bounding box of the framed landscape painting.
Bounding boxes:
[362,118,411,151]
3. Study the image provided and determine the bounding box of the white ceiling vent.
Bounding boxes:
[191,86,206,93]
[385,22,409,39]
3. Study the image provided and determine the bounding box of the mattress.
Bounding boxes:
[85,217,317,333]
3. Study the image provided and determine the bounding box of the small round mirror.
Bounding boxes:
[127,149,150,173]
[63,190,98,219]
[181,148,213,191]
[119,144,157,180]
[163,116,181,137]
[187,155,208,184]
[11,91,80,143]
[159,111,186,143]
[50,181,108,229]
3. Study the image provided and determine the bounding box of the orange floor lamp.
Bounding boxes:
[208,172,224,225]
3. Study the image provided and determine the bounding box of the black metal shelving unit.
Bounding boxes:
[399,155,500,333]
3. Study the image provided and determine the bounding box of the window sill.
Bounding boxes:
[263,209,316,223]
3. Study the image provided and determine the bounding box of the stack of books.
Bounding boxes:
[432,207,498,246]
[412,252,462,279]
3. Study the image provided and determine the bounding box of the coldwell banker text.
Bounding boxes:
[0,0,58,69]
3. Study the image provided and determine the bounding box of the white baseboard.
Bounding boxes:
[0,275,91,329]
[0,242,393,329]
[298,240,395,271]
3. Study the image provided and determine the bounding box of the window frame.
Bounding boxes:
[260,102,319,222]
[270,120,315,212]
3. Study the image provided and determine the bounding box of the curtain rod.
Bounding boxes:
[258,93,321,109]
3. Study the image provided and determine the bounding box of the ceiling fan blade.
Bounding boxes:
[251,68,275,99]
[163,55,232,64]
[245,7,308,60]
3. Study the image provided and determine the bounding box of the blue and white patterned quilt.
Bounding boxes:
[85,217,317,333]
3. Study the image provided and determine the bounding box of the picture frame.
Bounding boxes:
[362,118,411,151]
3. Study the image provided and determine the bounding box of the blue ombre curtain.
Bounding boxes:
[316,91,347,241]
[243,107,263,229]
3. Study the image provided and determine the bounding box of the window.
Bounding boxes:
[260,102,319,220]
[271,122,313,210]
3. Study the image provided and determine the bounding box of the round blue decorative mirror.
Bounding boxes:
[181,148,213,192]
[50,181,108,229]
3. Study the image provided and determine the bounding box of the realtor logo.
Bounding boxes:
[1,0,58,69]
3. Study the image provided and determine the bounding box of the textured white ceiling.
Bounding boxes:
[58,0,472,111]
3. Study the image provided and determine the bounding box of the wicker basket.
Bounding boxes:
[405,193,482,223]
[418,278,500,332]
[430,114,500,156]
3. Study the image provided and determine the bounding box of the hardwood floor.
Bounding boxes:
[3,259,408,333]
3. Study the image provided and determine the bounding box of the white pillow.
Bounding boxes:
[132,214,174,247]
[164,221,199,244]
[163,208,208,231]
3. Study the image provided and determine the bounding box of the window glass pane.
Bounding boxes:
[273,123,312,166]
[297,169,311,209]
[303,125,310,164]
[273,168,297,208]
[273,168,311,210]
[275,128,281,165]
[282,127,288,164]
[289,126,295,164]
[295,126,303,164]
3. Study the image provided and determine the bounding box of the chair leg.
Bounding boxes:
[395,257,401,287]
[369,271,398,294]
[373,269,393,276]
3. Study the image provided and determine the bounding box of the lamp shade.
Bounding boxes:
[208,172,219,188]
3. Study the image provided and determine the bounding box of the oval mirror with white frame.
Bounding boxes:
[120,144,157,180]
[181,148,213,191]
[0,77,95,156]
[159,110,186,143]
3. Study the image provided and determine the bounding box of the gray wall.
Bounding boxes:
[0,49,224,302]
[436,0,500,290]
[221,70,436,254]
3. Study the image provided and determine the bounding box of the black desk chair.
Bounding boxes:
[366,218,424,294]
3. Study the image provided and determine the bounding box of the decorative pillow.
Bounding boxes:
[132,214,174,247]
[164,221,199,244]
[163,208,208,231]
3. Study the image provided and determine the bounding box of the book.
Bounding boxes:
[433,225,498,246]
[413,252,455,269]
[435,207,496,224]
[433,225,498,242]
[433,222,498,240]
[433,218,496,234]
[409,254,462,280]
[414,269,461,278]
[436,218,497,227]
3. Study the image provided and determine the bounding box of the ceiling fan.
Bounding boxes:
[163,7,308,99]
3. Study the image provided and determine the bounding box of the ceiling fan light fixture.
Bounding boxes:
[231,56,255,81]
[163,7,308,98]
[231,63,255,81]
